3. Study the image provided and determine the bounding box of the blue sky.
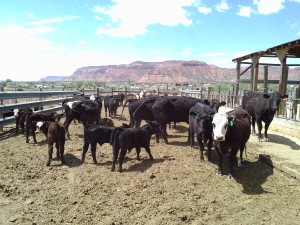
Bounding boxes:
[0,0,300,81]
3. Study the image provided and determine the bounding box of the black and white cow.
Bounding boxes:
[212,108,251,179]
[242,91,288,142]
[63,98,101,139]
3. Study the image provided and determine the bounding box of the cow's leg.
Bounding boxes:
[251,116,256,134]
[215,145,223,176]
[264,122,270,141]
[228,149,238,179]
[64,116,73,139]
[111,147,119,172]
[160,123,169,144]
[136,147,141,160]
[90,142,98,164]
[189,129,195,148]
[196,134,205,163]
[207,138,213,162]
[144,146,154,160]
[26,127,30,143]
[60,141,66,165]
[15,117,20,134]
[82,139,89,163]
[31,124,37,144]
[238,145,245,167]
[256,119,263,142]
[118,147,127,172]
[55,142,60,158]
[46,143,54,166]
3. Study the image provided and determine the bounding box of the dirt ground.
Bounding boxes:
[0,108,300,225]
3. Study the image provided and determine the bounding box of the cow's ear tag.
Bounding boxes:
[192,114,196,119]
[229,120,234,127]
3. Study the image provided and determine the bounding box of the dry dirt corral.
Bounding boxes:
[0,109,300,225]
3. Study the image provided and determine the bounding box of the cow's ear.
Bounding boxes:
[189,112,197,119]
[282,95,288,100]
[44,122,50,129]
[203,99,210,105]
[228,115,235,127]
[263,94,270,99]
[220,101,226,106]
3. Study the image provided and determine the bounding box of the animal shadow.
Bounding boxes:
[126,158,166,173]
[234,154,274,195]
[267,134,300,150]
[64,153,82,167]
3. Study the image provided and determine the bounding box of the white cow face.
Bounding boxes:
[13,109,19,118]
[212,112,234,141]
[35,121,44,133]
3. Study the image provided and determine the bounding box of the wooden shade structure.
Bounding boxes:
[232,39,300,96]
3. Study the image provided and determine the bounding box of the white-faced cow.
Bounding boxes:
[34,121,66,166]
[63,98,101,139]
[242,91,288,142]
[212,108,251,179]
[188,103,216,163]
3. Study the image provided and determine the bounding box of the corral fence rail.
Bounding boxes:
[1,87,299,130]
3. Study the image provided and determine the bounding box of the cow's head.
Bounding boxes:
[34,121,50,133]
[13,109,19,118]
[265,92,289,112]
[212,112,235,141]
[190,111,213,134]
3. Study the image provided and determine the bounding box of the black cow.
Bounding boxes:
[150,96,210,144]
[210,99,226,112]
[25,112,63,143]
[82,123,130,164]
[242,91,288,142]
[118,93,126,106]
[110,121,160,172]
[63,98,101,139]
[212,108,251,178]
[15,108,33,134]
[103,95,121,117]
[34,121,66,166]
[188,103,216,163]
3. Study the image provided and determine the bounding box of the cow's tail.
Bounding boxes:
[132,98,152,120]
[244,145,247,159]
[110,127,124,145]
[119,99,132,121]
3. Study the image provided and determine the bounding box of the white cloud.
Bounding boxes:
[79,41,86,45]
[198,6,212,14]
[0,26,70,81]
[232,50,250,59]
[26,16,79,25]
[254,0,285,15]
[237,6,255,17]
[95,0,194,37]
[215,0,230,12]
[183,51,191,55]
[26,13,37,19]
[95,16,102,20]
[297,31,300,35]
[287,21,298,29]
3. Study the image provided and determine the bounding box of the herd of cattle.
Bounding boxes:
[6,90,288,178]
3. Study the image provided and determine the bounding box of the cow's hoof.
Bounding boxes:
[264,138,269,142]
[228,174,234,179]
[46,162,50,166]
[199,159,205,163]
[217,171,223,176]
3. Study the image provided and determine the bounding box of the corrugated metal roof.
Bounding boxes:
[232,39,300,62]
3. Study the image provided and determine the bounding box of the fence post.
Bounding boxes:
[0,87,3,132]
[97,88,100,97]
